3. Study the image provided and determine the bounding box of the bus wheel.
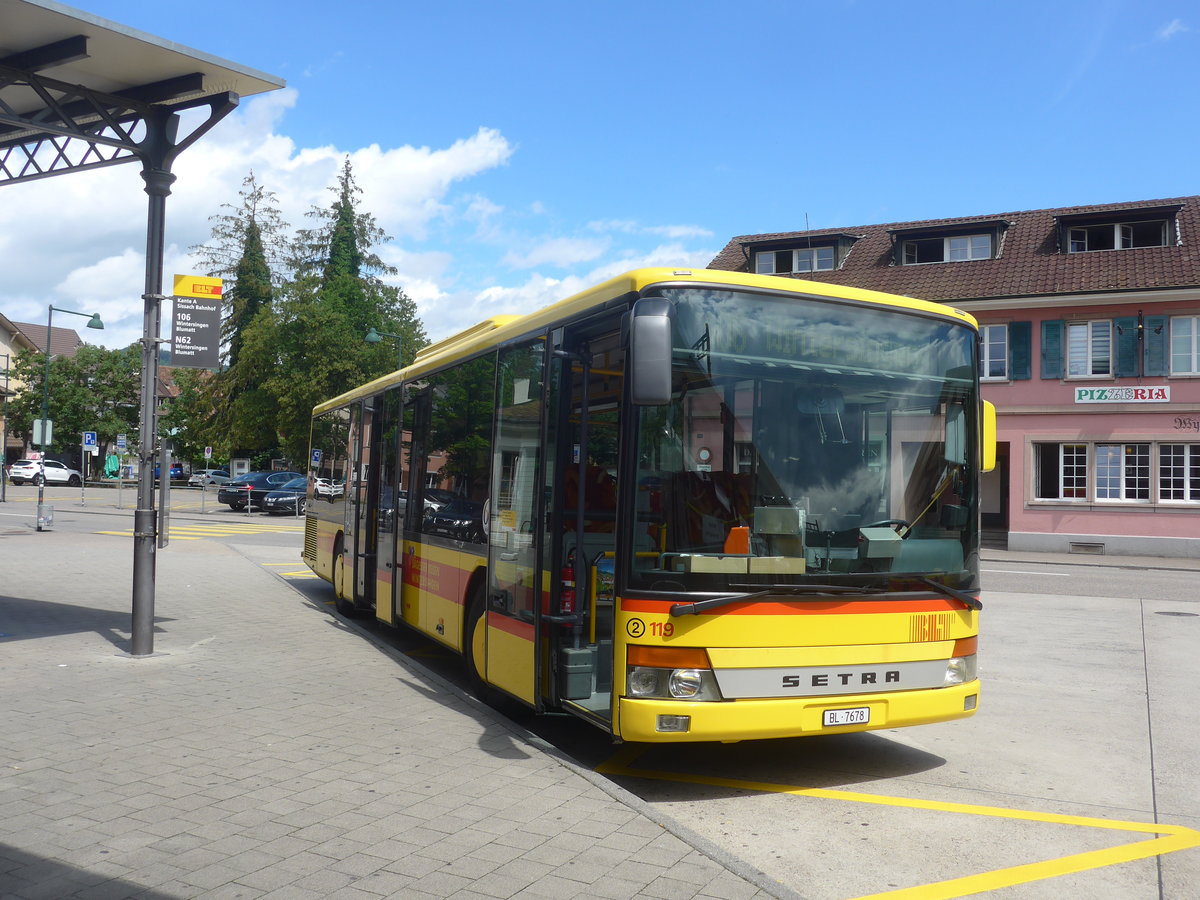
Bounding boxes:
[464,583,488,696]
[332,536,358,618]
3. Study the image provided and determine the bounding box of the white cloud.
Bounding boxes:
[1,87,718,362]
[1158,19,1189,40]
[587,219,712,240]
[502,237,609,270]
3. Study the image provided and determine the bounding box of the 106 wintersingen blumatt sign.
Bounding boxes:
[171,275,222,369]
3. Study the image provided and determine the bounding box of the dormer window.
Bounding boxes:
[755,246,835,275]
[1068,220,1168,253]
[1057,204,1180,255]
[889,219,1006,267]
[902,234,992,265]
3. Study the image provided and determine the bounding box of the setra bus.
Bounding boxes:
[302,268,996,743]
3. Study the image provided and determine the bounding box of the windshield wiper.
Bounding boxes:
[915,576,983,610]
[670,584,878,617]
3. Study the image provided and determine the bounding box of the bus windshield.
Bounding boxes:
[628,286,980,595]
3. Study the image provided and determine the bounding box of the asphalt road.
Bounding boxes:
[9,483,1198,899]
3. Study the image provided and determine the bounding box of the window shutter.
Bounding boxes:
[1144,316,1168,376]
[1009,321,1032,380]
[1040,320,1063,379]
[1114,317,1140,378]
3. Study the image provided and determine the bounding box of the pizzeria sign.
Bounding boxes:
[1074,386,1169,404]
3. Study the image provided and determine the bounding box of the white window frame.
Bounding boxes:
[1095,443,1150,501]
[1159,444,1200,502]
[979,324,1008,381]
[1059,443,1088,499]
[1066,320,1112,377]
[903,233,992,265]
[1035,440,1200,505]
[755,247,836,275]
[1170,315,1200,375]
[1068,219,1168,253]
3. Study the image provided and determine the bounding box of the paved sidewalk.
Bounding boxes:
[0,525,788,900]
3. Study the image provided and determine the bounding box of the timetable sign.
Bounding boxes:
[171,284,222,370]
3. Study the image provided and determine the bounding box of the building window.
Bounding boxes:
[1095,444,1150,500]
[1037,443,1087,499]
[1160,445,1200,501]
[1036,441,1198,504]
[979,324,1008,380]
[902,234,991,265]
[1068,220,1168,253]
[1066,321,1111,377]
[1171,315,1200,374]
[755,246,836,275]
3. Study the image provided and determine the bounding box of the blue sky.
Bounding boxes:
[4,0,1197,350]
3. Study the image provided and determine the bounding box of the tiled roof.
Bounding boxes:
[10,322,85,358]
[707,196,1200,302]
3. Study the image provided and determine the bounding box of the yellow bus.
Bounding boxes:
[303,268,996,743]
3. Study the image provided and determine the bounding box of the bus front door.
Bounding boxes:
[550,327,623,725]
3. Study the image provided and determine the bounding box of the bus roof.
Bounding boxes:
[313,267,979,414]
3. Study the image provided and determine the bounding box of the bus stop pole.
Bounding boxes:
[131,152,176,657]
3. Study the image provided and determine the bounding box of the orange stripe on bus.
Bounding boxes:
[619,597,968,615]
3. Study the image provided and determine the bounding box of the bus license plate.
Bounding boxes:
[823,707,870,727]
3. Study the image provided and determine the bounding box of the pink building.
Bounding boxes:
[710,196,1200,558]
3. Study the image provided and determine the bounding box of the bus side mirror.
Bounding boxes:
[629,297,674,405]
[981,400,997,473]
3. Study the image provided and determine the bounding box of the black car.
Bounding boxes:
[217,471,303,510]
[261,476,309,515]
[422,497,485,542]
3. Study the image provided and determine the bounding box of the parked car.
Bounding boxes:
[8,458,83,486]
[217,471,303,510]
[422,497,485,542]
[423,488,457,511]
[188,469,230,486]
[153,462,186,481]
[313,477,341,498]
[262,476,308,515]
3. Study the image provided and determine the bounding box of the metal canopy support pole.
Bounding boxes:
[130,110,177,658]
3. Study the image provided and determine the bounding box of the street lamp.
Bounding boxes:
[364,326,405,371]
[36,304,103,530]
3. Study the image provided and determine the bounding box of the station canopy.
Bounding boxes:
[1,0,283,184]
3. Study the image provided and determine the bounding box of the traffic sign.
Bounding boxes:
[311,449,322,465]
[83,431,97,447]
[204,446,213,460]
[116,434,128,451]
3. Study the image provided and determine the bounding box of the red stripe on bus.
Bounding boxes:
[486,613,535,640]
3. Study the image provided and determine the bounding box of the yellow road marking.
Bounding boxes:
[98,524,303,539]
[596,747,1200,899]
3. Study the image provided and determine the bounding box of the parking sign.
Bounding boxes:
[83,431,97,447]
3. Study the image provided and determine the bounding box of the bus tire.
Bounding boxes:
[464,582,488,697]
[332,535,359,618]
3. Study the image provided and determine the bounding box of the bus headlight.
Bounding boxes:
[627,666,722,701]
[944,654,978,686]
[628,667,664,697]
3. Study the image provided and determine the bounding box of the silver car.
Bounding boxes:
[188,469,231,486]
[8,458,83,486]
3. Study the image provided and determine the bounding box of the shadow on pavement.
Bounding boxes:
[0,594,168,653]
